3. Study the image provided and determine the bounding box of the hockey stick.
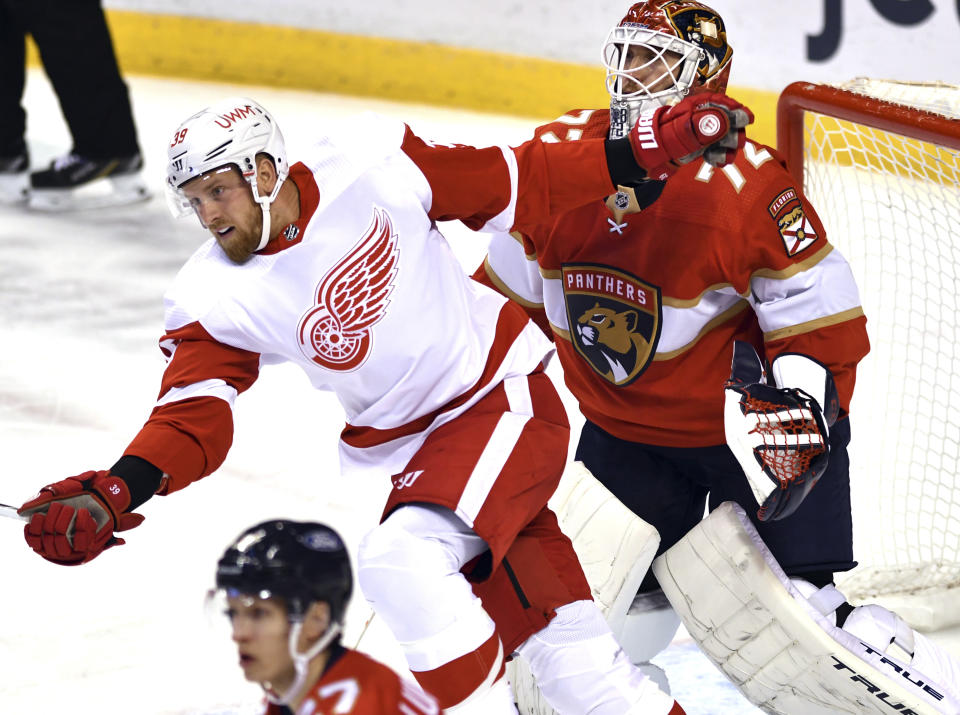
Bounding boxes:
[0,502,25,521]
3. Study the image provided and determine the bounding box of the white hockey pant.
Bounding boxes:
[357,503,509,711]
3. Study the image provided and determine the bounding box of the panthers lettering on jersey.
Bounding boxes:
[121,114,618,491]
[261,647,439,715]
[476,109,870,448]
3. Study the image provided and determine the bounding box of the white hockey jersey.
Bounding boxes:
[124,113,617,492]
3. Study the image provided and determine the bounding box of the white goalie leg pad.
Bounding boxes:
[515,600,676,715]
[553,462,676,664]
[842,604,960,704]
[506,656,540,715]
[547,461,660,635]
[651,501,960,714]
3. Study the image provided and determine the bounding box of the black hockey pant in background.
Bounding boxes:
[575,416,857,592]
[0,0,140,158]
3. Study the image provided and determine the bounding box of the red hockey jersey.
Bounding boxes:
[122,114,617,492]
[476,109,870,447]
[261,647,438,714]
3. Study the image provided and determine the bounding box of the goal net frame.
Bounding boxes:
[776,79,960,631]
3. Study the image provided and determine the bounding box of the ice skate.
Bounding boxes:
[28,153,149,211]
[0,153,29,205]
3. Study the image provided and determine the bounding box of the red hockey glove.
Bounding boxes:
[628,92,754,180]
[18,470,145,565]
[723,342,830,522]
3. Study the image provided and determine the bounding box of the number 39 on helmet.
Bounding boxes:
[165,98,289,250]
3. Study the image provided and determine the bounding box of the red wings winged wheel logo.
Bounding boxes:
[297,208,400,371]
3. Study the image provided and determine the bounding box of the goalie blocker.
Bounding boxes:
[652,501,960,714]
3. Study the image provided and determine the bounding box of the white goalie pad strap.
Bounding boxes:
[547,461,660,636]
[790,578,847,619]
[651,501,960,714]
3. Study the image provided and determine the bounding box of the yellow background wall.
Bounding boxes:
[27,11,780,147]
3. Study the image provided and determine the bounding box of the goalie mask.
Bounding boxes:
[211,519,353,705]
[166,97,288,251]
[602,0,733,139]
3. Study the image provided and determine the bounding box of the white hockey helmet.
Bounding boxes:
[602,1,733,139]
[166,97,288,251]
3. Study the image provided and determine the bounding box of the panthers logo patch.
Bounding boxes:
[769,188,818,256]
[562,264,662,387]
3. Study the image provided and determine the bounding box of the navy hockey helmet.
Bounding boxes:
[215,519,353,625]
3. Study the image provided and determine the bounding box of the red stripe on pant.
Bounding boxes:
[410,631,504,709]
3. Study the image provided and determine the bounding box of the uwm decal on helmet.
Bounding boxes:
[660,3,732,85]
[297,208,399,371]
[563,264,662,386]
[768,188,819,256]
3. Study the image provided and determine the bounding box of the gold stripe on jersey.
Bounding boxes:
[550,299,751,361]
[662,283,743,309]
[751,243,834,281]
[509,231,538,261]
[483,257,544,309]
[659,244,836,309]
[653,300,751,361]
[764,307,866,342]
[24,12,780,142]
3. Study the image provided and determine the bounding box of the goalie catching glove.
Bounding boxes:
[723,341,838,522]
[627,92,753,180]
[18,470,145,565]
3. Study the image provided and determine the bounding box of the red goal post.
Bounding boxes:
[774,79,960,631]
[777,80,960,189]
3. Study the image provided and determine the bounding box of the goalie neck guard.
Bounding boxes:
[166,97,288,251]
[602,0,733,139]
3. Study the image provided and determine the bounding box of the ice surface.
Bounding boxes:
[0,68,780,714]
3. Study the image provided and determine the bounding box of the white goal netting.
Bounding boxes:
[783,78,960,629]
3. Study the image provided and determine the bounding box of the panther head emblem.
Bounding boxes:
[562,264,661,387]
[576,302,652,384]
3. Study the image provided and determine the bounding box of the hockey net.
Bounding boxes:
[777,79,960,630]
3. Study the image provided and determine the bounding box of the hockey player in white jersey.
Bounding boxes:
[17,94,751,713]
